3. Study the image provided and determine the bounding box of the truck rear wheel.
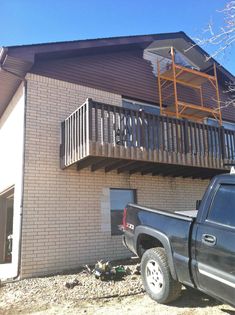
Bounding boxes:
[141,247,182,304]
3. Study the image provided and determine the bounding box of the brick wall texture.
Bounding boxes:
[21,74,209,278]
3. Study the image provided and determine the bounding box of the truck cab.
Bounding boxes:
[192,174,235,306]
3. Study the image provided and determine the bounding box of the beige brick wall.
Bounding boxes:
[21,74,209,278]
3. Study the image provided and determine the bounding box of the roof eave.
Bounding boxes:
[0,32,234,118]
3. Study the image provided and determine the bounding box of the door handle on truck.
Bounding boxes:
[202,234,217,246]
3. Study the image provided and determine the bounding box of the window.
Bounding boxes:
[207,118,235,131]
[205,119,235,158]
[207,184,235,227]
[121,99,160,149]
[110,189,136,235]
[0,187,14,264]
[122,99,160,116]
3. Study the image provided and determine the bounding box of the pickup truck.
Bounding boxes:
[123,173,235,306]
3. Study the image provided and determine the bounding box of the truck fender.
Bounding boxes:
[134,226,178,280]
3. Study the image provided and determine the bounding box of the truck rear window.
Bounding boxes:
[208,184,235,227]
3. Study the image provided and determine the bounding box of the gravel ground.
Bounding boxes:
[0,258,234,315]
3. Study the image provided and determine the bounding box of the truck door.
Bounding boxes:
[195,183,235,305]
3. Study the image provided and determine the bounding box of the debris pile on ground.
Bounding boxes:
[0,258,143,315]
[63,260,129,288]
[93,260,127,281]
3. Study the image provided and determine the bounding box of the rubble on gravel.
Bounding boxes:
[0,258,143,315]
[64,278,82,289]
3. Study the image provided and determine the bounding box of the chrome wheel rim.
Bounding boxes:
[145,259,164,294]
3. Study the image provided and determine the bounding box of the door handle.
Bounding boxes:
[202,234,217,246]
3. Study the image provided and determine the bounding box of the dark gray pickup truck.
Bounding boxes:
[123,173,235,306]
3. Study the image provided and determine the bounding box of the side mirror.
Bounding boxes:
[196,200,201,210]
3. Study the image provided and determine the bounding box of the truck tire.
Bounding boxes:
[141,247,182,304]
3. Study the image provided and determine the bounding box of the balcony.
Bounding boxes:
[60,99,235,179]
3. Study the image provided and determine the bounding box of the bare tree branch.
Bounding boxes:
[191,1,235,60]
[185,1,235,109]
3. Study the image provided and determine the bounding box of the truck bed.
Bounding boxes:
[123,203,195,286]
[128,203,196,220]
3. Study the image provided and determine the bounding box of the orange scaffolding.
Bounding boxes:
[157,47,222,125]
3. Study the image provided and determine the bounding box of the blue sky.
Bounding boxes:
[1,0,234,74]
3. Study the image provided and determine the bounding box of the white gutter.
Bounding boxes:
[0,47,8,63]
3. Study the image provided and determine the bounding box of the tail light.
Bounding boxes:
[122,208,127,230]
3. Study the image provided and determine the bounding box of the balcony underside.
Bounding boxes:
[73,142,228,179]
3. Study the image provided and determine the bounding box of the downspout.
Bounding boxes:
[13,79,27,280]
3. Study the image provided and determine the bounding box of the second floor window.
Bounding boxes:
[122,99,160,116]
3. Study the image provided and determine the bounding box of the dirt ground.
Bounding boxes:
[1,289,235,315]
[26,293,235,315]
[0,259,234,315]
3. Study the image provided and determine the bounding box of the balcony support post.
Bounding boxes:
[184,119,189,154]
[219,126,226,160]
[86,98,92,156]
[60,121,66,169]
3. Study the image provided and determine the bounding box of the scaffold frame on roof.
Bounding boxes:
[157,47,222,125]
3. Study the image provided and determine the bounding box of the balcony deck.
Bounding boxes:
[60,99,235,179]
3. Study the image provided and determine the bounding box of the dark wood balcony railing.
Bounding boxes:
[60,98,235,178]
